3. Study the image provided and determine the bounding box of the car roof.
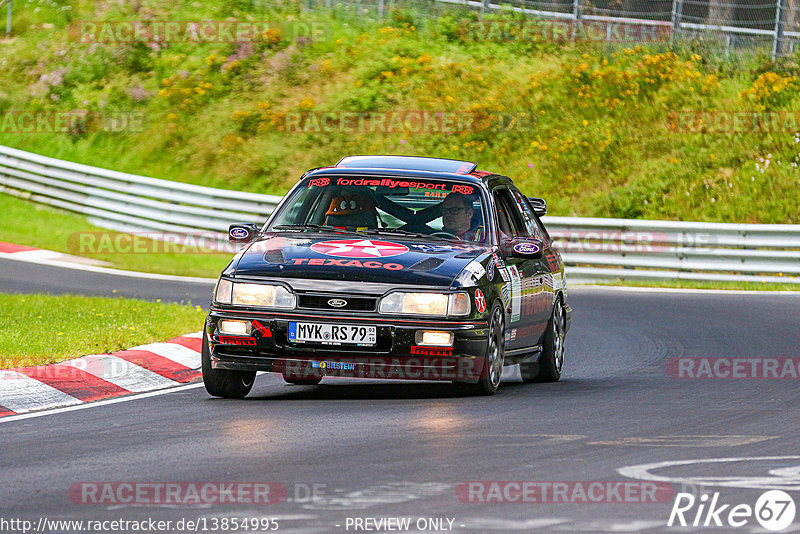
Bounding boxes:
[302,155,508,186]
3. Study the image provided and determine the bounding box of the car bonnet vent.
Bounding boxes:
[263,250,285,264]
[409,257,445,271]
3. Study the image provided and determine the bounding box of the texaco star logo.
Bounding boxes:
[474,288,486,313]
[310,239,409,258]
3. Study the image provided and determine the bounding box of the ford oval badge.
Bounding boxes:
[513,242,540,255]
[328,298,348,308]
[230,227,249,239]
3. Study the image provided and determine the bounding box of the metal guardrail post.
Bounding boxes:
[773,0,788,60]
[572,0,583,41]
[5,0,11,36]
[671,0,683,47]
[378,0,384,19]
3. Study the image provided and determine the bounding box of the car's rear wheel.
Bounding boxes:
[282,375,322,386]
[201,331,256,398]
[460,303,505,396]
[522,297,565,383]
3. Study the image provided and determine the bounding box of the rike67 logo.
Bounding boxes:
[668,490,796,531]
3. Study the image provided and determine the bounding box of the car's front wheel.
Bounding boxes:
[201,331,256,398]
[521,297,565,383]
[460,302,505,396]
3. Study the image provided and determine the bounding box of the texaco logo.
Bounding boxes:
[310,239,409,258]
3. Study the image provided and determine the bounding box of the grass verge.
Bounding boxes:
[0,292,206,368]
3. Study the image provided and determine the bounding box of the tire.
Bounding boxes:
[282,375,322,386]
[201,331,256,398]
[525,297,565,383]
[461,303,505,396]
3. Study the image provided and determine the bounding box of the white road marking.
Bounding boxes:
[589,435,776,447]
[183,331,204,338]
[132,342,201,369]
[300,482,451,511]
[618,456,800,491]
[0,251,215,283]
[58,354,178,392]
[0,371,82,412]
[8,249,111,266]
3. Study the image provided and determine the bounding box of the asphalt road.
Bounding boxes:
[1,274,800,533]
[0,258,214,305]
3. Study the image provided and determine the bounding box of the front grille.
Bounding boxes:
[297,294,377,312]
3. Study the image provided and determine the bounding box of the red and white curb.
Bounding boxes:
[0,240,110,267]
[0,331,204,418]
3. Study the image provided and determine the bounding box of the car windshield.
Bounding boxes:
[268,175,489,243]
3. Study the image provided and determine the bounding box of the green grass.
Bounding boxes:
[0,1,798,222]
[0,292,206,367]
[0,193,232,278]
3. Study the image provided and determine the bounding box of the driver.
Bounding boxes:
[441,192,483,241]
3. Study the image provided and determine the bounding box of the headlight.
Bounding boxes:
[215,279,295,309]
[379,292,470,316]
[233,283,295,308]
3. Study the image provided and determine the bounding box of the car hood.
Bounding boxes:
[231,233,489,288]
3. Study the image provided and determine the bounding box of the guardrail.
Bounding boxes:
[0,144,282,243]
[546,217,800,284]
[1,144,798,284]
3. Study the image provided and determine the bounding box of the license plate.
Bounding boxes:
[288,322,376,346]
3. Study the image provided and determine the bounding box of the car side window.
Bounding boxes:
[512,190,543,241]
[493,188,529,238]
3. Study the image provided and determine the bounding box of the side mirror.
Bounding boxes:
[527,197,547,216]
[502,237,543,259]
[228,223,261,243]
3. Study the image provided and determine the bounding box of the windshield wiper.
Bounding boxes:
[272,224,368,236]
[360,228,452,242]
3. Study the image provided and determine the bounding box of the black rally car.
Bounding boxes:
[204,155,571,397]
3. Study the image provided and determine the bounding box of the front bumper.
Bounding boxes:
[206,308,490,383]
